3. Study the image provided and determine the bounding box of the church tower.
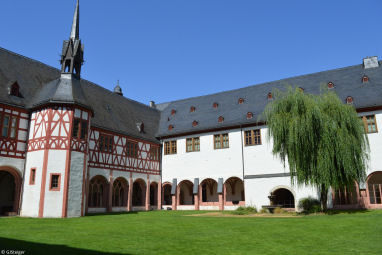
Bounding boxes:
[21,0,91,218]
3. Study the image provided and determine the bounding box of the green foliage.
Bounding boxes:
[260,208,269,214]
[298,197,321,214]
[232,206,257,215]
[264,87,369,210]
[273,207,287,214]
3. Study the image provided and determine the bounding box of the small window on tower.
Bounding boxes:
[50,174,61,191]
[30,168,36,185]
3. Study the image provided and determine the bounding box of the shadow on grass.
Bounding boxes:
[85,211,138,217]
[325,209,369,215]
[0,237,129,255]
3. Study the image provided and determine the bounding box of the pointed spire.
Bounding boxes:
[70,0,80,40]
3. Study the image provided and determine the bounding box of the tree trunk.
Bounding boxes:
[320,184,328,212]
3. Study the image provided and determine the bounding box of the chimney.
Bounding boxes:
[363,56,379,69]
[150,101,156,108]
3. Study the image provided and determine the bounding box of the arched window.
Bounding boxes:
[88,176,107,208]
[190,106,196,113]
[362,75,369,83]
[328,82,334,89]
[163,184,172,205]
[10,82,21,97]
[246,112,253,119]
[368,172,382,205]
[112,178,128,207]
[192,120,198,127]
[346,96,353,104]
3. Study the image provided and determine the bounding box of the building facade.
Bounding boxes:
[0,1,382,217]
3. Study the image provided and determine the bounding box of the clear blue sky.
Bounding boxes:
[1,0,381,104]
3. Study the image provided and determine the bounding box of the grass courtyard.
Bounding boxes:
[0,210,381,255]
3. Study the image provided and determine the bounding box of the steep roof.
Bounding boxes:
[157,61,382,137]
[0,47,160,143]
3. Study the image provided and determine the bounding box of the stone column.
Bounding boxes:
[157,181,162,210]
[172,186,177,211]
[194,193,200,211]
[127,176,133,212]
[108,177,114,212]
[145,179,150,211]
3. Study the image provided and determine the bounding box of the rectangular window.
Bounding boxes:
[186,137,200,152]
[245,129,262,146]
[72,119,88,140]
[126,141,138,158]
[164,140,177,155]
[50,174,61,191]
[361,115,378,134]
[1,114,10,137]
[29,168,36,185]
[214,134,229,149]
[99,134,113,153]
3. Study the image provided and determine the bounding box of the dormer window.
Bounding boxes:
[246,112,253,119]
[267,92,273,100]
[213,102,219,109]
[136,122,144,133]
[218,116,224,123]
[192,120,199,127]
[328,82,334,89]
[171,109,176,115]
[168,125,174,131]
[362,75,369,83]
[9,82,21,97]
[238,98,245,104]
[346,96,353,104]
[190,106,196,113]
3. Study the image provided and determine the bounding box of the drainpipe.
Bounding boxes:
[240,125,245,181]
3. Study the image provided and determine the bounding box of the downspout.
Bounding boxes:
[240,125,245,183]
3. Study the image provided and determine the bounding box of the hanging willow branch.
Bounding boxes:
[263,87,369,210]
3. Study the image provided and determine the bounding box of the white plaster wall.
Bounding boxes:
[162,129,244,184]
[244,176,318,211]
[43,150,66,217]
[362,111,382,177]
[67,151,85,217]
[20,150,44,217]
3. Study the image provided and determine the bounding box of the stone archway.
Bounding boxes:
[162,183,172,205]
[0,167,22,216]
[178,180,194,205]
[132,179,146,206]
[270,187,295,208]
[150,182,158,206]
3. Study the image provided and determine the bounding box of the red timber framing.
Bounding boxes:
[0,104,28,159]
[88,127,161,175]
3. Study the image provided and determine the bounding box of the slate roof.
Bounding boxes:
[157,61,382,137]
[0,47,160,143]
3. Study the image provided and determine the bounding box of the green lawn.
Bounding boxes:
[0,210,381,255]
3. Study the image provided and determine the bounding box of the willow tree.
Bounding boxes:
[263,87,369,210]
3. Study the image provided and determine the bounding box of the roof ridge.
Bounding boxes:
[156,62,365,106]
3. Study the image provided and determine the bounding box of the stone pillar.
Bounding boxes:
[108,177,114,212]
[219,193,224,211]
[145,179,150,211]
[172,185,177,211]
[157,181,162,210]
[127,176,133,212]
[194,192,200,211]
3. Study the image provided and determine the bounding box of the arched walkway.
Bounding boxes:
[200,178,218,204]
[367,171,382,206]
[112,177,128,207]
[224,177,245,205]
[333,182,358,206]
[150,182,158,206]
[162,183,172,205]
[271,188,295,208]
[88,175,108,208]
[178,180,194,205]
[0,167,21,215]
[132,179,146,206]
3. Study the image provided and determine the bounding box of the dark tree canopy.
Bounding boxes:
[264,87,369,209]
